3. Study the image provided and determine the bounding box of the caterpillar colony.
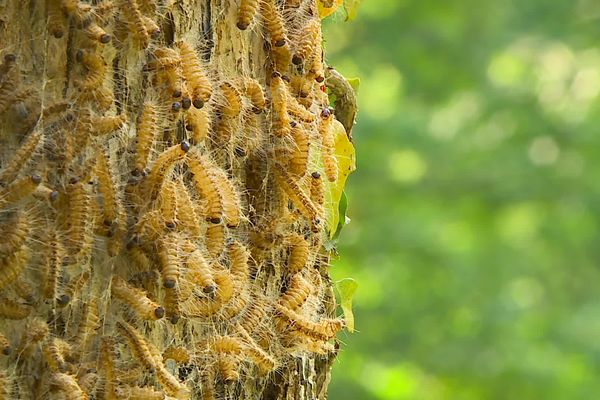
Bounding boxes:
[0,0,353,398]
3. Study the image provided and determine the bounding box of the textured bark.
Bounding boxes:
[0,0,343,399]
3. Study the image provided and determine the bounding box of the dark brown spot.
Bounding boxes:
[180,140,190,152]
[181,97,191,109]
[172,90,182,98]
[49,191,59,202]
[292,55,303,65]
[192,98,204,109]
[2,346,11,356]
[99,34,111,43]
[57,294,70,306]
[273,39,286,47]
[4,54,16,63]
[154,307,165,319]
[237,22,248,30]
[209,217,221,224]
[311,171,321,179]
[30,174,41,184]
[163,279,176,289]
[171,102,182,112]
[315,75,325,83]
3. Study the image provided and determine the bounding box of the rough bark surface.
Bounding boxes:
[0,0,343,399]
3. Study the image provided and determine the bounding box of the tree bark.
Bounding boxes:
[0,0,343,399]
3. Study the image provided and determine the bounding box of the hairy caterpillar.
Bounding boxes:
[237,0,259,30]
[78,370,98,394]
[173,179,203,239]
[241,77,266,114]
[73,301,100,349]
[287,233,309,274]
[182,269,233,317]
[65,178,91,253]
[158,179,178,229]
[237,325,277,374]
[34,184,59,202]
[176,41,212,108]
[288,121,309,177]
[95,148,123,229]
[212,168,242,228]
[186,150,223,224]
[275,303,345,341]
[279,273,311,311]
[183,249,216,296]
[219,81,243,118]
[141,15,161,39]
[43,337,72,372]
[0,333,10,356]
[83,21,112,44]
[16,318,48,358]
[118,0,149,48]
[75,50,107,91]
[143,141,190,200]
[271,42,292,72]
[0,173,41,207]
[98,336,118,399]
[58,271,90,306]
[205,223,225,258]
[237,295,272,335]
[162,346,190,364]
[42,235,63,300]
[134,101,159,174]
[309,171,325,217]
[155,363,190,400]
[319,108,339,182]
[0,210,30,256]
[111,276,165,320]
[90,114,127,136]
[151,47,183,99]
[117,385,166,400]
[184,106,210,144]
[49,373,86,399]
[260,0,287,47]
[163,286,181,324]
[228,241,249,285]
[270,72,291,137]
[116,320,158,372]
[275,168,319,225]
[292,18,320,66]
[158,232,181,288]
[286,92,316,123]
[47,0,66,38]
[13,278,34,303]
[0,247,30,292]
[0,297,31,320]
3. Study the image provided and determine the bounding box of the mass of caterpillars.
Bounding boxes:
[0,0,346,398]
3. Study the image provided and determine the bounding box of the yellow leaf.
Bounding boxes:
[343,0,362,21]
[325,119,356,238]
[336,278,358,333]
[318,0,343,19]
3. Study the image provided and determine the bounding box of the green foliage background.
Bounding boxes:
[323,1,600,399]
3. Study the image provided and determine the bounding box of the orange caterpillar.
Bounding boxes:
[47,0,66,38]
[0,297,31,320]
[13,278,34,303]
[176,41,212,108]
[75,49,107,91]
[163,286,181,324]
[241,77,266,113]
[151,47,183,99]
[134,101,159,174]
[292,18,320,66]
[286,92,316,123]
[34,184,59,202]
[275,168,319,225]
[186,150,223,224]
[116,320,158,371]
[90,114,127,136]
[0,333,10,356]
[182,249,216,296]
[141,15,161,39]
[181,269,233,317]
[73,301,100,350]
[143,141,190,200]
[237,0,259,30]
[0,210,30,256]
[319,108,339,182]
[260,0,287,47]
[49,373,86,399]
[158,179,178,229]
[155,362,190,400]
[184,106,210,144]
[65,178,91,252]
[158,232,181,288]
[173,179,203,239]
[95,149,123,228]
[275,303,345,341]
[211,168,242,228]
[118,0,150,48]
[307,27,325,83]
[111,276,165,320]
[16,318,48,357]
[223,241,250,318]
[43,337,72,372]
[77,370,98,394]
[309,171,325,217]
[237,325,277,374]
[271,42,292,72]
[288,121,309,177]
[279,273,311,311]
[83,21,111,44]
[205,223,225,258]
[0,122,42,185]
[270,72,291,137]
[219,81,243,118]
[117,386,166,400]
[0,173,41,207]
[0,247,29,292]
[162,346,190,364]
[42,235,62,300]
[287,233,309,274]
[99,336,118,398]
[207,336,243,382]
[237,294,272,335]
[59,271,90,306]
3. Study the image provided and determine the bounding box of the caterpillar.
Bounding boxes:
[173,179,203,239]
[65,178,91,252]
[13,278,34,303]
[42,235,63,300]
[205,223,225,259]
[183,249,216,296]
[176,41,212,108]
[117,386,166,400]
[99,336,118,399]
[186,150,223,224]
[90,114,127,136]
[43,337,72,372]
[286,92,316,123]
[237,0,259,30]
[83,21,111,43]
[219,81,243,118]
[111,276,165,320]
[288,121,309,177]
[271,42,292,72]
[270,72,291,137]
[163,286,181,324]
[158,232,181,288]
[307,26,325,83]
[75,50,107,91]
[212,168,242,228]
[162,345,190,364]
[275,167,319,225]
[0,247,30,292]
[0,297,31,320]
[143,141,190,200]
[73,301,100,350]
[34,184,59,202]
[309,171,325,217]
[49,373,86,399]
[237,295,272,335]
[319,108,339,182]
[260,0,287,47]
[151,47,183,99]
[279,273,311,311]
[155,363,190,400]
[77,371,98,394]
[134,101,159,174]
[0,173,41,207]
[141,15,161,39]
[241,78,266,113]
[16,318,48,358]
[0,210,30,256]
[292,18,320,66]
[47,0,66,38]
[228,241,249,284]
[275,303,345,341]
[237,325,277,374]
[287,233,309,274]
[118,0,149,48]
[184,106,210,144]
[59,271,90,306]
[158,178,178,229]
[182,269,233,317]
[116,320,158,372]
[95,148,122,228]
[0,333,10,356]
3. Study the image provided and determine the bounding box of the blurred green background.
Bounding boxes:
[322,1,600,399]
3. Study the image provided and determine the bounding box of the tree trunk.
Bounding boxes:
[0,0,343,399]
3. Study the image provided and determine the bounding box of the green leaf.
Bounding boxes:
[344,0,362,21]
[347,77,361,92]
[336,278,358,332]
[332,191,349,240]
